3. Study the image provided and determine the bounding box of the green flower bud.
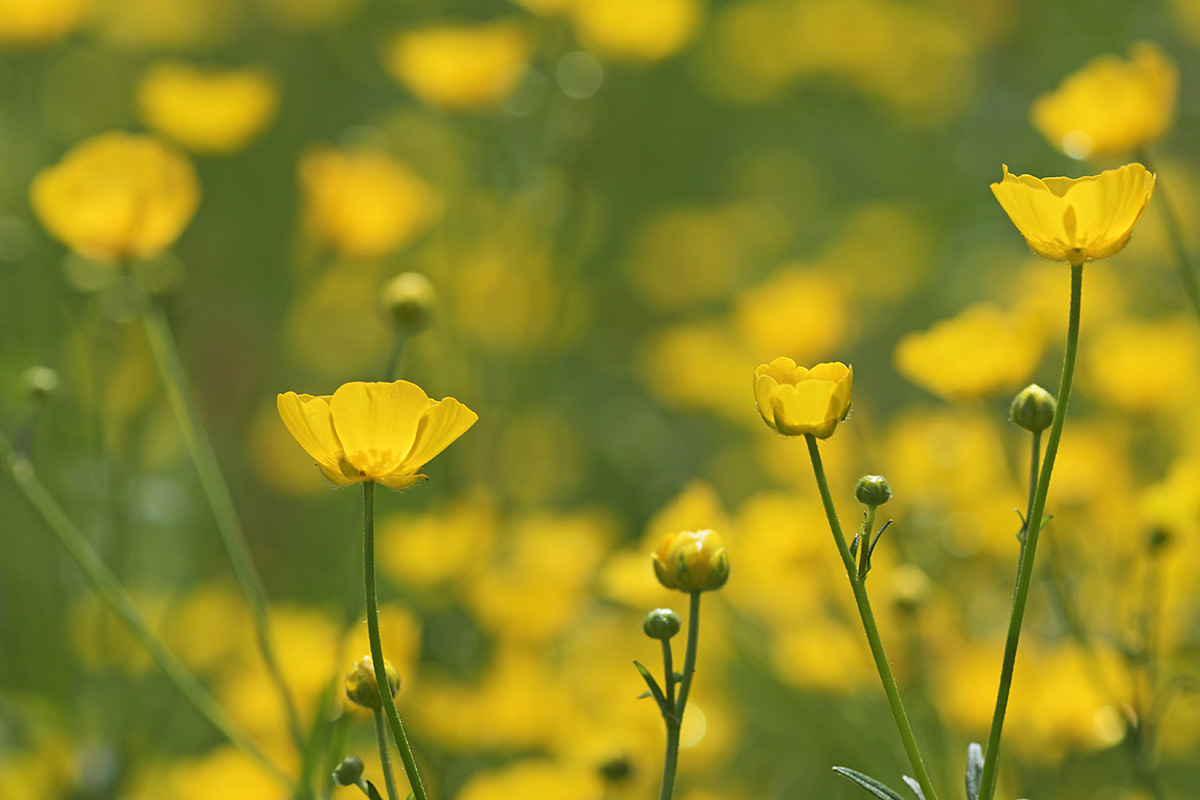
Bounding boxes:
[380,272,436,334]
[23,366,59,402]
[642,608,681,640]
[855,475,892,506]
[652,529,730,593]
[344,655,400,711]
[1009,384,1056,433]
[332,756,364,786]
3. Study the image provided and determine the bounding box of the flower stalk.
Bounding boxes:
[362,480,428,800]
[977,262,1085,800]
[805,434,940,800]
[142,300,305,749]
[659,590,701,800]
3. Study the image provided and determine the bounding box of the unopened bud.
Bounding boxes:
[855,475,892,506]
[1009,384,1056,433]
[332,756,364,786]
[23,366,59,402]
[380,272,436,333]
[344,655,400,710]
[652,529,730,593]
[642,608,681,640]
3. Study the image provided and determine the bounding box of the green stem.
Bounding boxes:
[661,638,676,708]
[0,440,293,788]
[1137,150,1200,321]
[1022,430,1041,543]
[977,262,1084,800]
[141,303,304,749]
[659,591,701,800]
[374,709,402,800]
[385,332,409,382]
[804,434,939,800]
[362,481,429,800]
[859,505,878,579]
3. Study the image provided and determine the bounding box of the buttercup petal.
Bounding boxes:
[330,381,432,479]
[392,397,479,477]
[277,392,344,475]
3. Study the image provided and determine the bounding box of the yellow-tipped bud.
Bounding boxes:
[344,655,400,711]
[1009,384,1056,433]
[652,529,730,593]
[380,271,437,333]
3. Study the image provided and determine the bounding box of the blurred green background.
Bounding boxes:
[2,0,1200,798]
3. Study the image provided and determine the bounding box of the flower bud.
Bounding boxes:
[642,608,681,640]
[380,272,436,333]
[652,529,730,593]
[344,655,400,711]
[855,475,892,506]
[332,756,364,786]
[23,366,59,402]
[1009,384,1056,433]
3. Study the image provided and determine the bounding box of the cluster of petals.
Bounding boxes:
[652,529,730,593]
[277,380,477,489]
[753,358,853,439]
[990,163,1155,265]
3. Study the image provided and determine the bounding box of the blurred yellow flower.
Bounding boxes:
[572,0,701,62]
[1082,317,1200,413]
[753,358,852,438]
[991,163,1155,264]
[30,131,200,262]
[733,266,849,363]
[299,145,438,258]
[276,380,477,488]
[893,303,1044,402]
[0,0,90,44]
[136,62,278,155]
[1031,42,1177,160]
[652,529,730,592]
[384,21,531,109]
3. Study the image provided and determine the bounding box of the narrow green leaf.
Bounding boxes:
[965,742,983,800]
[832,767,906,800]
[901,775,924,800]
[363,779,385,800]
[633,660,668,711]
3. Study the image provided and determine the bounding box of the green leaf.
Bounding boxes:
[632,660,668,712]
[902,775,925,800]
[363,779,385,800]
[832,767,906,800]
[965,743,983,800]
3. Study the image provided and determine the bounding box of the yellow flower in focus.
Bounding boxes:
[30,132,200,262]
[299,145,438,258]
[753,357,852,438]
[384,21,531,109]
[652,529,730,592]
[1031,42,1177,160]
[276,380,477,488]
[571,0,701,62]
[892,303,1044,402]
[0,0,90,44]
[136,62,278,155]
[990,163,1155,265]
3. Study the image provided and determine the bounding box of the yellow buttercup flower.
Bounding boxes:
[299,145,438,259]
[1031,42,1177,159]
[753,358,852,439]
[571,0,701,62]
[30,131,200,262]
[136,62,278,155]
[652,529,730,592]
[990,163,1155,265]
[276,380,477,489]
[384,21,531,109]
